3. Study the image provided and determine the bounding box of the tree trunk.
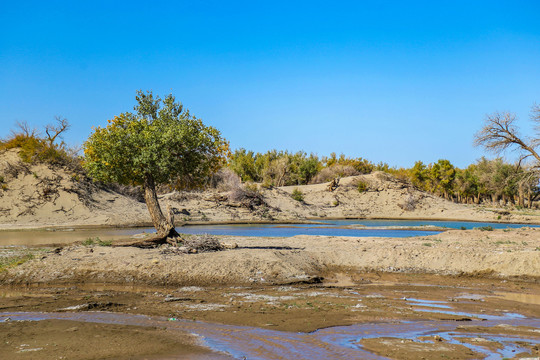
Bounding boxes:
[143,174,179,239]
[517,183,525,208]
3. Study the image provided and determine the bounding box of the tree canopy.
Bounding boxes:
[84,91,228,188]
[83,90,229,240]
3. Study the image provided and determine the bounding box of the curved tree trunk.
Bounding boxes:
[143,174,179,240]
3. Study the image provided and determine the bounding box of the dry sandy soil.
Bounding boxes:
[2,228,540,286]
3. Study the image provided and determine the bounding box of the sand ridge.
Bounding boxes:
[2,149,539,229]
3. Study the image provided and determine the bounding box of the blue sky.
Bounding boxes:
[1,1,539,168]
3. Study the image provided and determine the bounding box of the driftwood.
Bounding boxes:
[327,177,340,192]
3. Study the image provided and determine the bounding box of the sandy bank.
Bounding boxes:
[2,228,539,286]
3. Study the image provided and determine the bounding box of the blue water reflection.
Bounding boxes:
[176,220,538,238]
[177,224,441,238]
[316,219,539,229]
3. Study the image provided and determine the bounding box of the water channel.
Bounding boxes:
[1,309,539,359]
[0,220,537,246]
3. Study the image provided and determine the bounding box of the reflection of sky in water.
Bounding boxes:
[0,220,537,245]
[176,224,441,238]
[2,311,538,360]
[316,219,540,229]
[176,219,538,238]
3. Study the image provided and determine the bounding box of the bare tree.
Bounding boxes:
[11,120,39,138]
[45,116,70,147]
[474,105,540,165]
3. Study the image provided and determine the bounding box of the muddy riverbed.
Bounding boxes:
[1,272,539,359]
[1,228,539,359]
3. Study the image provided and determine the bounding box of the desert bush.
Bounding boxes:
[476,226,493,231]
[262,157,291,187]
[82,237,112,246]
[181,234,223,253]
[323,153,374,174]
[1,119,82,171]
[291,188,304,202]
[228,183,264,209]
[398,195,418,211]
[356,180,368,193]
[261,179,273,189]
[0,252,35,272]
[209,168,242,191]
[310,165,358,184]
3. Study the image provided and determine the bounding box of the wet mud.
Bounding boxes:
[1,272,539,359]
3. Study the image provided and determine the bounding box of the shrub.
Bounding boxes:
[291,188,304,202]
[182,233,222,252]
[0,252,35,272]
[0,121,80,170]
[82,237,112,246]
[356,180,368,193]
[310,165,358,184]
[476,226,493,231]
[228,183,264,209]
[209,168,242,191]
[398,195,418,211]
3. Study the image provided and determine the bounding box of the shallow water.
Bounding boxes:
[1,311,538,359]
[318,219,540,229]
[0,219,537,246]
[176,224,442,238]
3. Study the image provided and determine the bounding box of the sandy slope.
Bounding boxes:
[1,148,539,229]
[0,149,148,228]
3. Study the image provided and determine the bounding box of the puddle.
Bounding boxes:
[404,297,531,321]
[1,311,538,360]
[452,293,486,301]
[494,291,540,306]
[413,308,527,321]
[404,298,452,309]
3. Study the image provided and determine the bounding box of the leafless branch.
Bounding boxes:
[474,110,540,164]
[45,116,70,147]
[11,120,39,138]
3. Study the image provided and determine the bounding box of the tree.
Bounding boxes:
[45,116,70,147]
[83,91,229,242]
[474,104,540,165]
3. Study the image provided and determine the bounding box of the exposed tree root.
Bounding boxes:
[113,228,180,248]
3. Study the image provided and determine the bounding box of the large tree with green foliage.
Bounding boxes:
[83,91,228,241]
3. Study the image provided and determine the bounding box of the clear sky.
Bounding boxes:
[1,1,539,168]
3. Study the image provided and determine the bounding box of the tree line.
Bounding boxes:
[227,149,539,208]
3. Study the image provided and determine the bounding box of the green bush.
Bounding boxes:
[476,226,493,231]
[291,188,304,202]
[0,252,35,272]
[82,237,112,246]
[357,181,368,192]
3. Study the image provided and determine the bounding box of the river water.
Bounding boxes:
[0,220,537,246]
